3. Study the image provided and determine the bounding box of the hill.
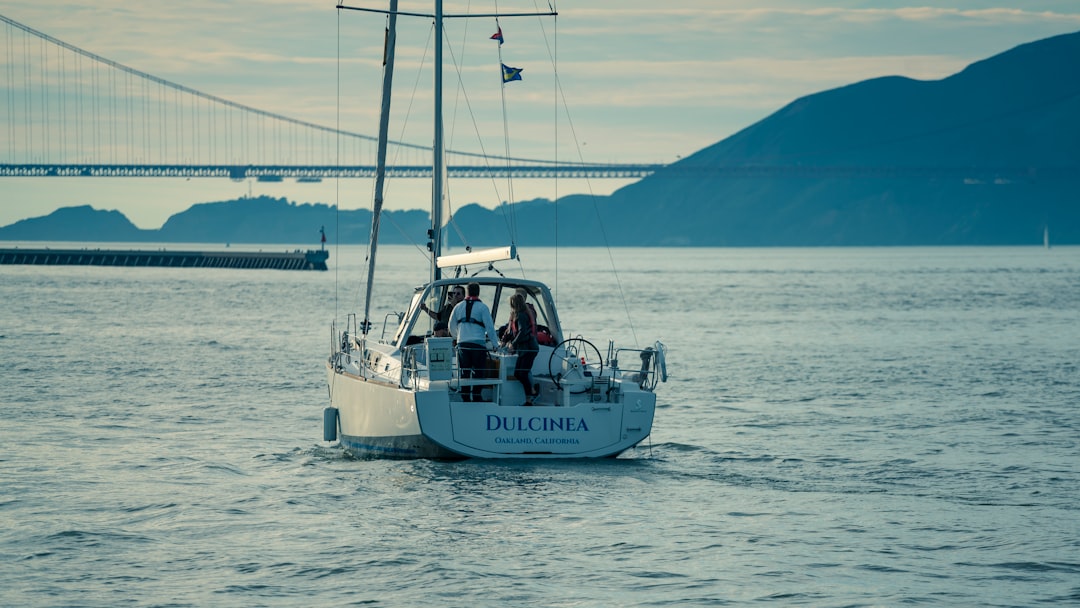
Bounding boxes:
[2,31,1078,246]
[0,196,429,246]
[595,29,1080,246]
[456,30,1080,246]
[155,196,427,245]
[0,205,155,242]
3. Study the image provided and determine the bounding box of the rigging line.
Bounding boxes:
[442,0,474,251]
[334,7,341,323]
[492,6,516,245]
[384,19,437,267]
[386,20,431,193]
[445,208,470,250]
[496,33,518,241]
[383,211,431,258]
[445,0,472,155]
[439,19,516,245]
[552,4,557,300]
[534,0,559,298]
[533,4,638,346]
[441,34,506,205]
[328,8,342,400]
[363,1,403,329]
[498,8,519,242]
[441,1,513,253]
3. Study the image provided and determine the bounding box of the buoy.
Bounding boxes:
[323,407,339,442]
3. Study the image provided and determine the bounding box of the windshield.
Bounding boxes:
[391,281,562,348]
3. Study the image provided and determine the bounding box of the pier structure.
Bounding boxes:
[0,248,329,271]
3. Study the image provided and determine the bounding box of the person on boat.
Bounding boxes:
[421,285,464,326]
[504,292,540,406]
[449,282,498,402]
[506,287,555,346]
[433,321,450,338]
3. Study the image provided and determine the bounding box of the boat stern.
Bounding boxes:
[416,390,655,458]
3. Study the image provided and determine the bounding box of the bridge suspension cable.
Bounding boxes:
[2,13,639,176]
[0,13,380,147]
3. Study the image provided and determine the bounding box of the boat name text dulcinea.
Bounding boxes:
[486,415,590,433]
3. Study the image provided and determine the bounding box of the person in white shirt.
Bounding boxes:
[448,282,497,402]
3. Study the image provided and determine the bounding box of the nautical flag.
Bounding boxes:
[501,63,523,83]
[490,26,504,45]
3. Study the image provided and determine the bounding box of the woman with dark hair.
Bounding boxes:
[504,292,540,405]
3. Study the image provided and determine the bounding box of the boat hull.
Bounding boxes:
[327,363,655,459]
[327,364,458,459]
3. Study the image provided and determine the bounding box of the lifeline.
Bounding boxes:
[486,415,590,432]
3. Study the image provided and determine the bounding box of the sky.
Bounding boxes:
[3,1,1080,230]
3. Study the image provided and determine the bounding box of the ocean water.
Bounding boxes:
[2,244,1078,606]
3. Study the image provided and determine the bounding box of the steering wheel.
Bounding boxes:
[547,338,603,391]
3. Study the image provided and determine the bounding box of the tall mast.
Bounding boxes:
[431,0,445,282]
[337,0,557,291]
[362,0,399,334]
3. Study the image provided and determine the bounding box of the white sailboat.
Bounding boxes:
[324,1,667,459]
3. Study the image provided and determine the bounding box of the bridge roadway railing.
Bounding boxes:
[1,163,1074,180]
[0,163,663,180]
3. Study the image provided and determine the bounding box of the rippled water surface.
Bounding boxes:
[2,245,1078,606]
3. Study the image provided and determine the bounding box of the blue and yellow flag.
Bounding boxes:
[501,64,523,83]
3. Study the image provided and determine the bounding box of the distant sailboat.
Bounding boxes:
[1044,225,1050,249]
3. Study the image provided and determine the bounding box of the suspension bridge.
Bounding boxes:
[3,15,1074,185]
[1,14,663,182]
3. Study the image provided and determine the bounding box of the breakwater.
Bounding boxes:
[0,247,329,270]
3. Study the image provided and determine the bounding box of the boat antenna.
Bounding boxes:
[362,0,399,335]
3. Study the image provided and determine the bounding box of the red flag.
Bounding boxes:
[490,26,504,45]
